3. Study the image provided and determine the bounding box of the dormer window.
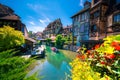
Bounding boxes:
[84,1,91,9]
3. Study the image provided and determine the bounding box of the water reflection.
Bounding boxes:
[30,46,72,80]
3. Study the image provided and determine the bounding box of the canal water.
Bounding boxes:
[29,46,72,80]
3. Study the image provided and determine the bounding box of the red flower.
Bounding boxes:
[94,44,100,49]
[114,46,120,50]
[111,41,120,50]
[100,61,106,65]
[81,55,85,60]
[87,50,91,54]
[76,54,81,58]
[111,41,119,47]
[105,54,116,59]
[76,54,85,60]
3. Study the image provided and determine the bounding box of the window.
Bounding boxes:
[85,12,89,20]
[78,15,81,21]
[84,4,89,9]
[74,26,78,35]
[84,23,89,32]
[93,11,99,18]
[91,25,97,32]
[114,13,120,23]
[80,24,84,32]
[81,13,85,21]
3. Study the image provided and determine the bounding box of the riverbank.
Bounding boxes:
[59,49,77,60]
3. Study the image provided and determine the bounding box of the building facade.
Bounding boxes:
[0,4,36,52]
[62,25,72,37]
[71,1,91,46]
[71,0,120,48]
[43,18,63,38]
[106,0,120,36]
[90,0,109,40]
[90,0,120,40]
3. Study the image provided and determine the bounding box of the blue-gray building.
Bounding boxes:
[71,1,91,47]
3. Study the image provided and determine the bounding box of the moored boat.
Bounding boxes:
[51,47,58,52]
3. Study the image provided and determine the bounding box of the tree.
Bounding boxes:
[28,31,33,38]
[55,34,65,49]
[46,38,52,46]
[0,26,25,51]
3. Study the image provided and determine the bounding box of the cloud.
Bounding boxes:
[27,16,34,19]
[79,0,84,7]
[28,26,44,32]
[27,3,48,12]
[29,21,35,25]
[26,18,51,32]
[39,18,50,25]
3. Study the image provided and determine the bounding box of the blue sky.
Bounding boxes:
[0,0,91,32]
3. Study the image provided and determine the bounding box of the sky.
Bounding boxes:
[0,0,91,32]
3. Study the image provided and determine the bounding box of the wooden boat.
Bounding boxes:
[51,47,58,52]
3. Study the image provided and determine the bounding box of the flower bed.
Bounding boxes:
[70,35,120,80]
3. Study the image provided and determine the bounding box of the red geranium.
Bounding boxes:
[76,54,85,60]
[105,54,116,59]
[76,54,81,58]
[87,50,91,54]
[100,61,106,65]
[111,41,120,50]
[95,44,100,49]
[111,41,119,47]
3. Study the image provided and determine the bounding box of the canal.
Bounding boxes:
[28,46,76,80]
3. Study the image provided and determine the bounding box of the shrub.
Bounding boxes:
[70,35,120,80]
[0,50,38,80]
[55,34,65,49]
[0,26,25,51]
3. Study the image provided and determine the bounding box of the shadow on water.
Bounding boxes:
[28,46,72,80]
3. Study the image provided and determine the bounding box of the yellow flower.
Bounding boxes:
[87,75,94,80]
[104,46,114,54]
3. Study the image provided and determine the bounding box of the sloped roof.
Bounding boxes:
[0,4,14,16]
[0,15,20,20]
[71,7,90,18]
[25,36,36,43]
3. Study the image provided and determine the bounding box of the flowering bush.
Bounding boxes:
[70,58,101,80]
[70,58,112,80]
[70,35,120,80]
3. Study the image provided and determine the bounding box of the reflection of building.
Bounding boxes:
[71,1,91,46]
[43,18,63,38]
[0,4,36,52]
